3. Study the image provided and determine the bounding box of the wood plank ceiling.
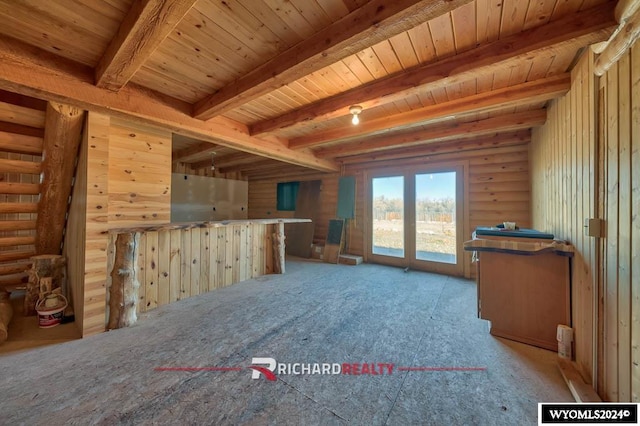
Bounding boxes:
[0,0,617,179]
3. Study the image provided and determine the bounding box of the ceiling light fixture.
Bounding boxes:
[349,105,363,125]
[210,151,217,171]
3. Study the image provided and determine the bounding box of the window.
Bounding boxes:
[277,181,299,211]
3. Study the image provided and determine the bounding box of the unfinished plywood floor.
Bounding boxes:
[0,259,572,424]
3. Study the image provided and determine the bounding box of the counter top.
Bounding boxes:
[107,218,311,234]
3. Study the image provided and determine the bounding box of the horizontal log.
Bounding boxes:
[0,158,41,174]
[0,203,38,213]
[0,261,31,275]
[0,100,45,128]
[0,236,35,247]
[0,272,28,288]
[0,131,43,155]
[0,250,34,263]
[0,182,40,195]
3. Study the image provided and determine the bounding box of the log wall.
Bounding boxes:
[248,144,531,278]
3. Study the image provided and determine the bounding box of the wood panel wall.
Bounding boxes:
[65,112,172,336]
[248,143,531,278]
[531,46,640,402]
[109,222,275,315]
[63,126,88,334]
[598,43,639,403]
[530,50,598,387]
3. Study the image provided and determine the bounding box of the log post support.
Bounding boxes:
[108,232,140,330]
[0,291,13,343]
[272,222,286,274]
[24,254,66,316]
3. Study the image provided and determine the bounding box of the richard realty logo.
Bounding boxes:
[248,357,395,381]
[156,357,484,382]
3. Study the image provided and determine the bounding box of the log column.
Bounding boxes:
[272,222,286,274]
[108,232,140,329]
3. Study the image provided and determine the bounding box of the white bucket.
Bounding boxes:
[557,324,573,359]
[36,294,67,328]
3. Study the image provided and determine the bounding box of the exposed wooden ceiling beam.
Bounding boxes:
[290,74,569,150]
[251,2,615,135]
[315,110,547,158]
[96,0,197,91]
[192,0,473,120]
[173,141,218,163]
[218,159,281,174]
[337,131,532,165]
[0,35,338,172]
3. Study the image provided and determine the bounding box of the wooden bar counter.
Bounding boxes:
[106,219,310,328]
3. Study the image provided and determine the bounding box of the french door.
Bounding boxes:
[368,165,464,276]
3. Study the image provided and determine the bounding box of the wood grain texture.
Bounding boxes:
[96,0,197,90]
[193,0,473,119]
[250,3,614,135]
[530,47,640,402]
[35,102,85,255]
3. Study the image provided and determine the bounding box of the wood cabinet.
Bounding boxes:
[477,249,571,351]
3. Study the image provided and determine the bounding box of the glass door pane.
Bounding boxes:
[415,172,456,264]
[372,176,404,258]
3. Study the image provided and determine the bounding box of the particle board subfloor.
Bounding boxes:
[0,259,572,424]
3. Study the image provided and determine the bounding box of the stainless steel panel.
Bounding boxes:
[171,174,248,222]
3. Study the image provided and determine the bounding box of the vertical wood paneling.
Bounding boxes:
[531,46,640,402]
[73,113,172,336]
[63,119,88,335]
[531,50,598,387]
[107,222,275,313]
[82,112,110,336]
[169,229,181,303]
[631,41,640,404]
[605,59,620,402]
[157,230,170,306]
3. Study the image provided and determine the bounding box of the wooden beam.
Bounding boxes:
[0,35,338,172]
[0,158,41,174]
[0,182,40,195]
[217,159,278,174]
[290,74,569,149]
[0,100,45,128]
[316,110,546,158]
[0,131,43,155]
[96,0,197,91]
[192,0,473,120]
[0,203,38,213]
[172,141,218,163]
[0,220,36,231]
[188,151,260,170]
[0,250,34,263]
[251,2,616,135]
[338,131,532,165]
[595,7,640,75]
[0,236,35,247]
[35,102,85,255]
